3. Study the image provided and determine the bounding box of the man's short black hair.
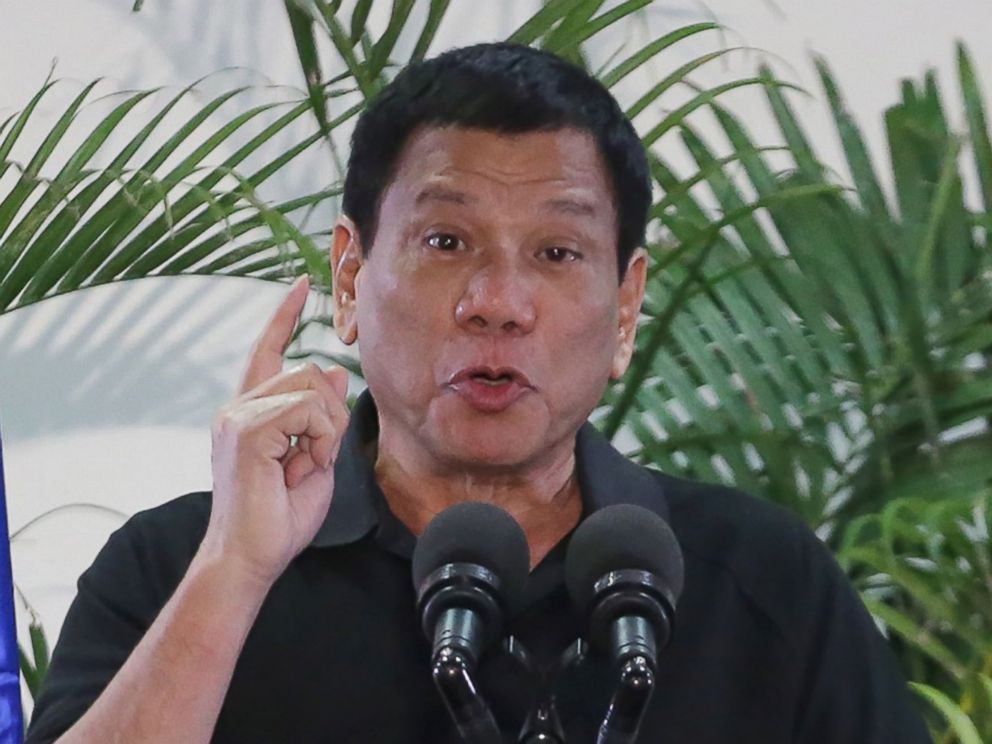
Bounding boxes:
[342,42,651,279]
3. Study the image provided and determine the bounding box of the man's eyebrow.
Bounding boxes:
[414,186,598,218]
[542,197,598,218]
[414,185,475,207]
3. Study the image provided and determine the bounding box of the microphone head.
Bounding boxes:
[565,504,684,613]
[412,501,530,606]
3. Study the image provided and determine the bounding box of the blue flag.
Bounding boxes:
[0,429,24,742]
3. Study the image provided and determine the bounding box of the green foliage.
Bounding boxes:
[913,678,992,744]
[17,617,48,703]
[843,493,991,737]
[609,51,991,520]
[0,78,339,316]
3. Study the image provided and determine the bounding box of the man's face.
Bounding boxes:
[333,126,646,473]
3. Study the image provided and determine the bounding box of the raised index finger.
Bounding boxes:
[238,274,310,394]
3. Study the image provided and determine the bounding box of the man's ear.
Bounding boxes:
[611,247,648,380]
[331,215,364,345]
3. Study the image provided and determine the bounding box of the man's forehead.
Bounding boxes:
[414,183,601,220]
[387,125,616,211]
[397,127,607,192]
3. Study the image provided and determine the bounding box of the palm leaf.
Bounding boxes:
[912,682,986,744]
[0,80,337,315]
[959,43,992,221]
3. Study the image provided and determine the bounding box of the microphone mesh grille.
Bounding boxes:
[565,504,684,611]
[412,501,530,604]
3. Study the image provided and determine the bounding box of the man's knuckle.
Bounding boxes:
[304,363,328,389]
[289,362,317,379]
[213,406,238,434]
[302,389,330,412]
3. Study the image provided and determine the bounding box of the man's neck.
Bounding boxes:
[373,437,582,569]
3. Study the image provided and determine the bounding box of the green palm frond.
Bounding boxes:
[612,47,992,527]
[0,78,339,315]
[842,492,992,737]
[912,679,989,744]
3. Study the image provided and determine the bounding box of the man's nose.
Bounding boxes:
[454,260,537,335]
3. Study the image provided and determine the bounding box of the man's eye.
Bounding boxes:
[543,246,579,263]
[426,233,462,252]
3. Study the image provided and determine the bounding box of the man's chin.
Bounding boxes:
[439,431,541,469]
[427,408,551,472]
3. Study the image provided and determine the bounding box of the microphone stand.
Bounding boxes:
[596,615,657,744]
[434,626,656,744]
[519,703,565,744]
[432,644,503,744]
[507,637,587,744]
[596,654,654,744]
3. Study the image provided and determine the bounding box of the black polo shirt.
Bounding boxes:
[27,393,932,743]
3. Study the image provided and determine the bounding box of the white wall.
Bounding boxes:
[1,0,990,716]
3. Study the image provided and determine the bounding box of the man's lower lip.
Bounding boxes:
[449,379,530,412]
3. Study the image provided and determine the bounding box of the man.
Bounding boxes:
[27,43,932,743]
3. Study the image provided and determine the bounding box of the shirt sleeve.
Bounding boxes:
[791,528,934,744]
[24,495,207,744]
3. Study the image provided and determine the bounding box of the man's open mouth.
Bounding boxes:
[449,366,532,388]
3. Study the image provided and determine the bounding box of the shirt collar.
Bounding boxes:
[309,389,669,549]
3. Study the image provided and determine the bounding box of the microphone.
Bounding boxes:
[412,501,530,743]
[565,504,684,744]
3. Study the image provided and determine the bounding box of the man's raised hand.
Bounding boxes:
[204,275,350,588]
